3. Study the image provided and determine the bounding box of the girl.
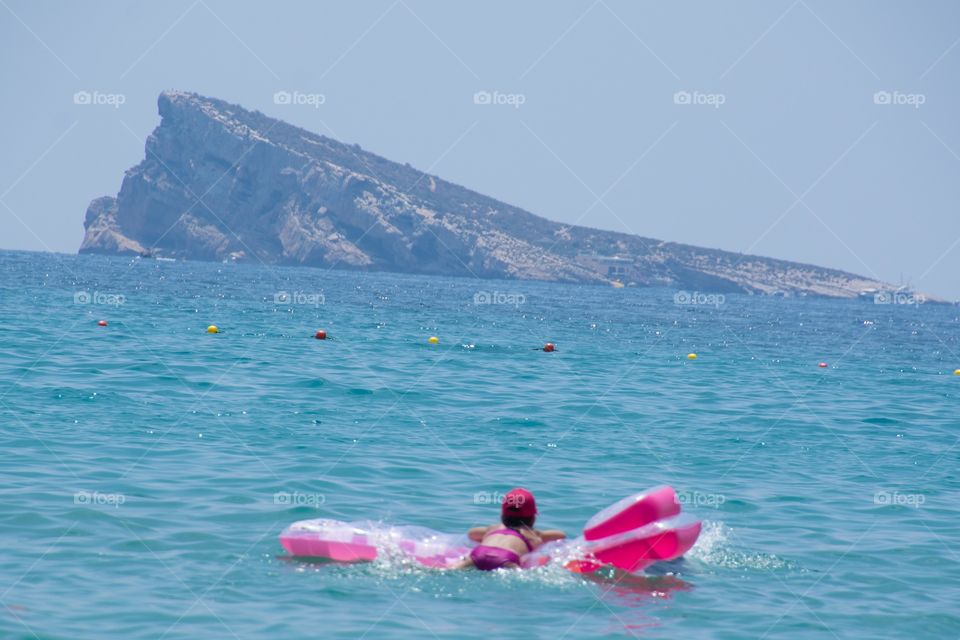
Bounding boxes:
[455,488,566,570]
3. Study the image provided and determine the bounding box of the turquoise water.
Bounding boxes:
[1,250,958,639]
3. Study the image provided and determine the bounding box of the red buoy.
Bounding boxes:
[97,320,108,327]
[818,362,828,368]
[543,343,555,352]
[315,330,327,340]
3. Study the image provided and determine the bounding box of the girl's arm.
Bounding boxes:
[537,529,567,542]
[467,525,492,542]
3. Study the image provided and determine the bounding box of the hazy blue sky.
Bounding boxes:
[2,1,958,297]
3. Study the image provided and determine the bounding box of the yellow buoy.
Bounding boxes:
[428,336,439,344]
[687,353,697,360]
[207,325,220,334]
[954,369,960,375]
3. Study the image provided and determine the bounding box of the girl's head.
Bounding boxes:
[502,514,535,529]
[501,488,537,528]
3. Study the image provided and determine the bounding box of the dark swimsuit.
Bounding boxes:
[470,528,535,571]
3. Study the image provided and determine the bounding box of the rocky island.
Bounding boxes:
[82,90,898,298]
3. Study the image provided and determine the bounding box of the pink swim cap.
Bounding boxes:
[502,488,537,519]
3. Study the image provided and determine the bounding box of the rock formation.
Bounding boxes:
[81,90,897,298]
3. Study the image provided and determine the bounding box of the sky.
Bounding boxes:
[1,0,959,298]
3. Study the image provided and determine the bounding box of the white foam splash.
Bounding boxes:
[685,520,791,571]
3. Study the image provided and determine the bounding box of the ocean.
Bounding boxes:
[0,250,957,639]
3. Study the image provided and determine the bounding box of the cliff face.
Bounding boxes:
[81,90,891,297]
